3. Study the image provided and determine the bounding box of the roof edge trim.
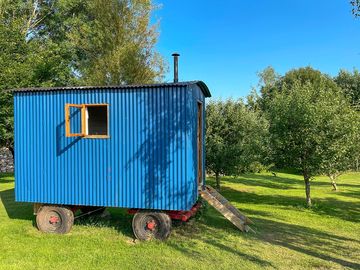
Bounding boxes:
[195,81,211,98]
[10,80,212,98]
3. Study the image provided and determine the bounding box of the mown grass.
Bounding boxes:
[0,172,359,270]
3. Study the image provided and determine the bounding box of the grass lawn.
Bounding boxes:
[0,172,359,270]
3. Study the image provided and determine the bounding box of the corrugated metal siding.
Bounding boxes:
[14,86,205,211]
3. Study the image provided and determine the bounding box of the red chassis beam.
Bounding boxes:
[128,202,202,222]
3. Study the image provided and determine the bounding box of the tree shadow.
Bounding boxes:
[216,185,360,223]
[0,173,15,183]
[56,120,81,156]
[332,183,360,188]
[221,185,307,207]
[167,237,274,268]
[74,208,135,238]
[187,208,360,269]
[210,173,360,192]
[0,187,137,237]
[223,174,301,190]
[126,86,201,210]
[0,179,15,184]
[251,217,360,269]
[333,191,360,199]
[311,197,360,223]
[166,218,274,268]
[311,181,360,188]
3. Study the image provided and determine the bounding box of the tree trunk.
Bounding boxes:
[331,180,338,191]
[303,171,311,207]
[215,172,220,190]
[329,175,338,191]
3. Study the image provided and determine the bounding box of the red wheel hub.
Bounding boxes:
[146,220,156,231]
[49,215,60,224]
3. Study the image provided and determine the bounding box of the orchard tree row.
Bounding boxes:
[206,67,360,207]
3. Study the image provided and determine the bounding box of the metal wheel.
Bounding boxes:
[36,205,74,234]
[132,211,171,241]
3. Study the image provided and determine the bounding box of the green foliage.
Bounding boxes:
[351,0,360,17]
[257,66,280,111]
[36,0,166,85]
[319,105,360,181]
[259,66,336,112]
[266,67,358,205]
[334,69,360,107]
[206,99,269,188]
[0,0,165,153]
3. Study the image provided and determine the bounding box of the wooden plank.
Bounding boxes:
[200,185,253,232]
[206,186,253,225]
[201,191,246,231]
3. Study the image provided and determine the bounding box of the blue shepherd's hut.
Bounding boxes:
[13,55,251,240]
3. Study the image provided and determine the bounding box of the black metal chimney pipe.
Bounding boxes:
[172,53,180,83]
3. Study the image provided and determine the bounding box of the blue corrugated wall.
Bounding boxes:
[14,85,205,211]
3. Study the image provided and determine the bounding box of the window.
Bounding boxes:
[65,104,109,138]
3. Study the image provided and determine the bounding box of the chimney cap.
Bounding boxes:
[172,52,180,57]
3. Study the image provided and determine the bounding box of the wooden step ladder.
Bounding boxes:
[200,185,253,232]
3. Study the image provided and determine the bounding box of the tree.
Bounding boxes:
[351,0,360,17]
[0,0,165,157]
[257,66,280,111]
[319,103,359,191]
[206,99,269,189]
[0,0,81,158]
[334,69,360,173]
[36,0,166,85]
[335,69,360,108]
[267,67,355,206]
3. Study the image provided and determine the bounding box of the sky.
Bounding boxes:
[152,0,360,99]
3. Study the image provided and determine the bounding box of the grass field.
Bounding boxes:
[0,172,359,270]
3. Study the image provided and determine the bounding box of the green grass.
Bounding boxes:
[0,172,359,270]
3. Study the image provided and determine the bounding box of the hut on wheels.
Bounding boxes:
[13,56,251,240]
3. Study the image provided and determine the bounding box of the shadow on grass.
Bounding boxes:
[222,186,307,207]
[0,187,135,237]
[311,197,360,223]
[167,219,274,268]
[226,174,302,189]
[252,216,360,269]
[74,208,134,238]
[334,191,360,199]
[0,188,33,221]
[0,173,15,183]
[217,185,360,223]
[185,208,360,269]
[312,181,360,189]
[208,174,301,190]
[208,173,360,192]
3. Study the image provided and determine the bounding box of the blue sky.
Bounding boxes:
[152,0,360,99]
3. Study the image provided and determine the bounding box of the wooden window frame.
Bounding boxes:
[65,104,85,137]
[65,103,109,139]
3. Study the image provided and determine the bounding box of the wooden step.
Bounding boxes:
[200,185,253,232]
[206,185,253,225]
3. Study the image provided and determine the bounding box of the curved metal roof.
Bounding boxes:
[11,80,211,97]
